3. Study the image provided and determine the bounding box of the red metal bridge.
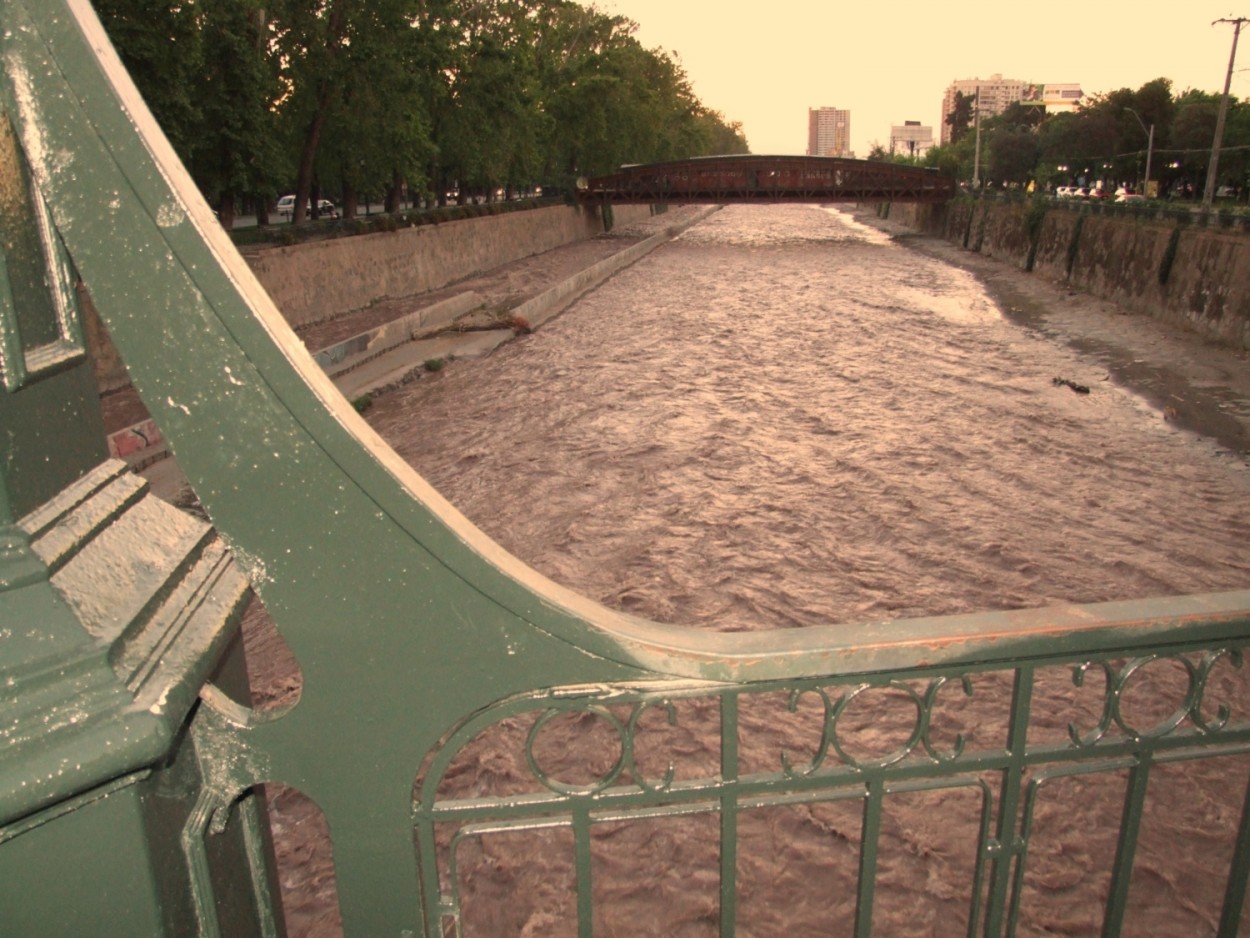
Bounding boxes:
[580,155,955,205]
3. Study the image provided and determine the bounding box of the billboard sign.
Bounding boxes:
[1020,84,1083,107]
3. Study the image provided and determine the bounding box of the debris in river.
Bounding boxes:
[1053,377,1090,394]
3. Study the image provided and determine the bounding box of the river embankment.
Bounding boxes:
[88,201,661,397]
[856,204,1250,459]
[886,199,1250,351]
[98,205,712,479]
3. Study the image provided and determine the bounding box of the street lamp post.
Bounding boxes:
[1126,107,1154,197]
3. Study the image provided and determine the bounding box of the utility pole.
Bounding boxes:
[1203,16,1248,211]
[1126,107,1155,197]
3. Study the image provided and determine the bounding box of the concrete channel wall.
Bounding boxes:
[87,202,656,392]
[888,200,1250,351]
[243,202,655,329]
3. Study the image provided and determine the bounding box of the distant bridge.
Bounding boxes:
[580,155,955,205]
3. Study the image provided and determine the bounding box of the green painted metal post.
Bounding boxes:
[719,692,740,938]
[0,28,280,933]
[984,666,1034,937]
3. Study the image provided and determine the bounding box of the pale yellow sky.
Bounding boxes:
[600,0,1247,156]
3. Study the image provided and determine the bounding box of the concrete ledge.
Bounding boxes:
[332,329,515,401]
[245,203,657,329]
[117,205,720,461]
[316,291,482,378]
[514,206,722,329]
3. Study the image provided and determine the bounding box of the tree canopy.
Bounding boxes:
[96,0,749,225]
[914,77,1250,198]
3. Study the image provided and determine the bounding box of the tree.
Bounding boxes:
[986,128,1039,186]
[536,7,653,180]
[923,130,977,182]
[993,101,1045,131]
[435,3,543,203]
[99,0,755,218]
[269,0,356,223]
[94,0,204,164]
[1132,77,1176,150]
[96,0,287,226]
[945,91,975,145]
[194,0,286,227]
[314,0,435,215]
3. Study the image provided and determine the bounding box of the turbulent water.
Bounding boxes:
[370,204,1250,630]
[356,204,1250,937]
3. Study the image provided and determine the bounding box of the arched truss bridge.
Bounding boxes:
[580,155,955,205]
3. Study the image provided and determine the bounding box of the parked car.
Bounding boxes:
[276,195,339,219]
[1055,185,1075,198]
[1088,187,1110,200]
[1070,187,1089,199]
[1115,192,1146,204]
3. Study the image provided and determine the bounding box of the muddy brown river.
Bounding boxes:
[370,205,1250,629]
[272,204,1250,936]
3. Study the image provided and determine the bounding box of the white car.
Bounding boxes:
[276,195,338,219]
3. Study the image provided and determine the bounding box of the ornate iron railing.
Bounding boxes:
[1,2,1249,936]
[416,641,1250,937]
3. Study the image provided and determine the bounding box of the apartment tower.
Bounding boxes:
[939,75,1028,145]
[939,76,1083,145]
[807,107,851,157]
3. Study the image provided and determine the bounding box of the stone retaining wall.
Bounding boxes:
[243,203,654,329]
[88,202,657,392]
[888,201,1250,351]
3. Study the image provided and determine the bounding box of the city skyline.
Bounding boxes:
[600,0,1247,157]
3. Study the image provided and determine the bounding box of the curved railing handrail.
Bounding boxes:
[6,3,1249,933]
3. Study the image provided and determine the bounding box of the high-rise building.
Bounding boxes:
[940,75,1027,145]
[890,121,934,158]
[807,107,851,157]
[939,76,1083,145]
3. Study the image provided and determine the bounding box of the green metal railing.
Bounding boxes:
[415,641,1250,937]
[2,1,1250,935]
